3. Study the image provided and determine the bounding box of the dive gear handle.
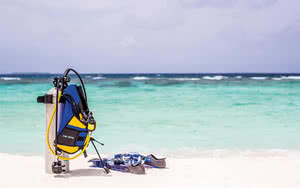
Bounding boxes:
[37,95,53,104]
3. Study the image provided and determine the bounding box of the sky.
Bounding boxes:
[0,0,300,73]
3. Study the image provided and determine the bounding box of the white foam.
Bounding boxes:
[272,76,300,81]
[202,76,226,80]
[284,76,300,80]
[169,78,201,81]
[92,76,105,80]
[272,77,282,81]
[235,76,242,79]
[132,76,149,80]
[250,77,267,80]
[0,77,21,81]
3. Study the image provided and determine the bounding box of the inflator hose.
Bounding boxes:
[46,90,90,161]
[63,68,88,106]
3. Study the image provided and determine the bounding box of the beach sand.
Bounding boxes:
[1,152,300,188]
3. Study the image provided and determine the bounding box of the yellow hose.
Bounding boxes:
[46,90,90,161]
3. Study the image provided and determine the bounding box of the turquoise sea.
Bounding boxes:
[1,73,300,156]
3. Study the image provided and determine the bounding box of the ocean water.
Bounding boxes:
[1,73,300,156]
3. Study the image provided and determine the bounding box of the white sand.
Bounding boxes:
[1,152,300,188]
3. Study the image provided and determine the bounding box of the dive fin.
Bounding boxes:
[145,154,166,168]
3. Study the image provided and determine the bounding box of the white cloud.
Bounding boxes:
[179,0,278,9]
[0,0,300,73]
[120,36,137,48]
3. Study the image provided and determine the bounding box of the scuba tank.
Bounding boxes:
[37,68,109,174]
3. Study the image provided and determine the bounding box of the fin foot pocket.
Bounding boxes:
[146,154,166,168]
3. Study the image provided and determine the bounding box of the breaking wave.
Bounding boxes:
[272,76,300,80]
[169,78,201,81]
[93,76,106,80]
[287,76,300,80]
[202,76,227,80]
[250,77,267,80]
[0,77,21,81]
[132,76,150,80]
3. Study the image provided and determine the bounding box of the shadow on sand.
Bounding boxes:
[54,168,111,178]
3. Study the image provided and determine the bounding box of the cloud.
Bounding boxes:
[180,0,237,8]
[179,0,278,9]
[120,36,137,48]
[0,0,300,73]
[124,1,185,30]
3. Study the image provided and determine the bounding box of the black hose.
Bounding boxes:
[63,68,88,107]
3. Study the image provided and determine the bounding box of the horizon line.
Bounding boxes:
[1,72,300,75]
